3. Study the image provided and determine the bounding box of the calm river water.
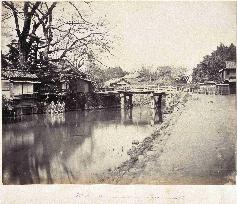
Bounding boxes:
[2,107,163,184]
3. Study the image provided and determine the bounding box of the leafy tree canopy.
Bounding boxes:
[192,43,236,83]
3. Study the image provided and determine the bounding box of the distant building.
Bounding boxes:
[188,84,199,93]
[103,72,182,93]
[198,81,216,94]
[103,72,144,91]
[219,61,236,82]
[104,78,131,90]
[219,61,236,94]
[216,84,230,95]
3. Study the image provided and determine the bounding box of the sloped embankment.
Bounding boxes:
[99,92,191,184]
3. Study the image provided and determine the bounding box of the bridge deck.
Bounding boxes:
[118,90,166,95]
[96,90,166,96]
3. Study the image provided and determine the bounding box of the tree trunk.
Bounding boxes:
[18,41,27,69]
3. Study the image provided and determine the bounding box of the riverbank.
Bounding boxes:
[98,93,236,184]
[98,92,191,183]
[3,91,235,184]
[1,92,121,120]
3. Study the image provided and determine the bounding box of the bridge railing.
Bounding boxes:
[107,84,182,93]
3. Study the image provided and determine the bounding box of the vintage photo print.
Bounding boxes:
[1,1,236,186]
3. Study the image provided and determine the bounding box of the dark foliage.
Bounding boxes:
[192,43,236,83]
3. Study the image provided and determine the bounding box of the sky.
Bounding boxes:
[92,1,236,73]
[1,1,236,74]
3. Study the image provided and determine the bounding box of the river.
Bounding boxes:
[2,106,163,184]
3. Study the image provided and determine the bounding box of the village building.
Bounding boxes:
[187,83,199,93]
[38,61,93,101]
[215,84,230,95]
[2,69,39,99]
[218,61,236,94]
[103,71,181,94]
[198,81,216,94]
[60,77,92,95]
[175,75,189,92]
[60,68,93,94]
[103,78,131,91]
[1,69,40,115]
[103,72,146,92]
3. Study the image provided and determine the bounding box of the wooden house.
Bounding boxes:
[205,81,216,95]
[218,61,236,94]
[103,72,144,91]
[60,68,92,94]
[1,70,39,100]
[38,61,93,99]
[1,70,40,115]
[198,81,216,94]
[216,84,230,95]
[103,78,131,91]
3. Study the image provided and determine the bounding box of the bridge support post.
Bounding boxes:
[120,93,133,109]
[165,93,170,107]
[150,107,163,125]
[121,108,125,123]
[120,93,126,109]
[128,94,133,109]
[150,93,155,109]
[157,95,162,108]
[150,93,163,109]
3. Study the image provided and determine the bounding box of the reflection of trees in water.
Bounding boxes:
[2,108,160,184]
[3,144,36,184]
[3,121,40,184]
[3,112,93,184]
[150,108,163,125]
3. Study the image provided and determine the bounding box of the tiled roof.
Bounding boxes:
[1,70,38,79]
[104,78,131,86]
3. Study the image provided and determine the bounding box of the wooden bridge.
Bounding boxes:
[97,88,167,109]
[118,90,166,109]
[96,83,186,109]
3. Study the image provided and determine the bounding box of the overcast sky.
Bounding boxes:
[1,1,236,74]
[92,1,236,73]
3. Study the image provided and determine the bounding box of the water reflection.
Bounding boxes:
[2,106,163,184]
[150,108,163,125]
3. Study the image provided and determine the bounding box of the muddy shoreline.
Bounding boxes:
[98,92,191,184]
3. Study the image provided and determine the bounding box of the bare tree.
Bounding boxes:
[2,1,112,70]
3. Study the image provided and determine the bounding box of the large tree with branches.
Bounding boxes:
[2,1,112,71]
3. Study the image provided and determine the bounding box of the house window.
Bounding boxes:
[23,83,33,94]
[1,81,10,91]
[12,83,23,95]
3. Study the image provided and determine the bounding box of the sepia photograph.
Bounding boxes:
[1,1,236,186]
